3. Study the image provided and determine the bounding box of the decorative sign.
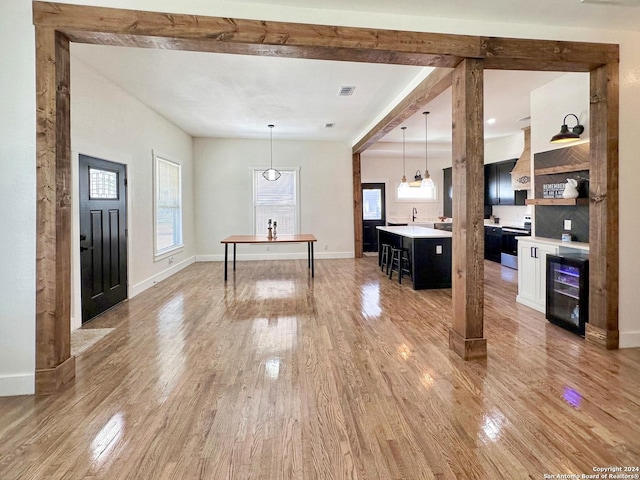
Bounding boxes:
[542,182,565,199]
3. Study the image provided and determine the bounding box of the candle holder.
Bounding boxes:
[273,221,278,238]
[268,219,273,239]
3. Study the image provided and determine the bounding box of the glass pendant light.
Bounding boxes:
[398,126,409,189]
[421,111,435,192]
[262,124,281,181]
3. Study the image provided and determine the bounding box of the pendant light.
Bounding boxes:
[421,111,435,191]
[398,126,409,189]
[262,124,281,181]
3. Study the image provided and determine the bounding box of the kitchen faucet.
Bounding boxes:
[412,207,418,222]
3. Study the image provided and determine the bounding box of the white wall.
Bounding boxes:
[361,154,448,223]
[0,0,36,396]
[194,138,354,259]
[70,57,196,330]
[531,73,590,155]
[3,0,640,396]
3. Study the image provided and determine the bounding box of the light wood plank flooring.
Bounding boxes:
[1,258,639,479]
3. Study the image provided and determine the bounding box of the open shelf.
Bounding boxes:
[525,198,589,206]
[534,163,589,175]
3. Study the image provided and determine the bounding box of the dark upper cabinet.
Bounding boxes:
[484,159,526,206]
[443,167,452,218]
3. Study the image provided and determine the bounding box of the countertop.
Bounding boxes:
[517,235,589,251]
[377,225,453,239]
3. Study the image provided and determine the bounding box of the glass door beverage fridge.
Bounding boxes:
[546,253,589,336]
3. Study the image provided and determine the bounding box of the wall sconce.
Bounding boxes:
[550,114,584,144]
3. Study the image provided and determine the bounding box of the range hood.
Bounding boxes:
[511,126,531,191]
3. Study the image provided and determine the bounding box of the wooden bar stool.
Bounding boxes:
[389,247,412,284]
[380,243,392,273]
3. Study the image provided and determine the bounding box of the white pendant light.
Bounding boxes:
[421,111,435,191]
[398,126,409,190]
[262,124,281,181]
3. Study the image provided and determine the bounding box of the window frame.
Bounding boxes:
[251,166,301,236]
[153,151,184,259]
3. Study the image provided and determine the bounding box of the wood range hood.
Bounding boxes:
[510,126,532,191]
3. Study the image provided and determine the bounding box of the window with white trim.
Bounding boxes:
[154,153,183,256]
[253,168,299,235]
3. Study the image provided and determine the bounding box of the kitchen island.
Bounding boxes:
[377,226,452,289]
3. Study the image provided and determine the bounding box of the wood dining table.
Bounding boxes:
[220,234,318,280]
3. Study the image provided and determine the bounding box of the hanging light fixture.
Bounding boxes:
[262,124,281,181]
[398,126,409,190]
[421,111,435,193]
[550,114,584,144]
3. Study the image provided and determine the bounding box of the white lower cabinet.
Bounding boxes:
[517,239,558,313]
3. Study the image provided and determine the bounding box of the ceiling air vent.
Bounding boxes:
[325,123,335,128]
[338,86,355,96]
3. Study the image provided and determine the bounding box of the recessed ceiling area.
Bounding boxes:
[71,44,427,142]
[72,42,564,157]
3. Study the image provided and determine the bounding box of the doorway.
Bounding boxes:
[79,154,128,323]
[362,183,386,253]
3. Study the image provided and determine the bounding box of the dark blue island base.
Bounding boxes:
[378,228,452,290]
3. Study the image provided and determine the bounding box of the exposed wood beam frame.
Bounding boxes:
[33,2,617,71]
[449,59,487,359]
[352,153,363,259]
[34,25,75,394]
[586,63,619,349]
[31,1,620,393]
[352,68,454,155]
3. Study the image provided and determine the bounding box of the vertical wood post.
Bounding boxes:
[449,59,487,360]
[34,27,75,394]
[586,63,619,349]
[353,153,363,258]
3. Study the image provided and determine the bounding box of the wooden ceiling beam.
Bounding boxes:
[34,2,618,71]
[352,67,454,154]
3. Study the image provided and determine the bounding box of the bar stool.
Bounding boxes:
[389,247,412,284]
[380,243,392,273]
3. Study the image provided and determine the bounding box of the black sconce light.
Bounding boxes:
[550,114,584,144]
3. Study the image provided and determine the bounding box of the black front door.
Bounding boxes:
[79,154,128,323]
[362,183,386,252]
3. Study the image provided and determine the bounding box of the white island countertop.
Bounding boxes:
[517,235,589,251]
[377,225,453,239]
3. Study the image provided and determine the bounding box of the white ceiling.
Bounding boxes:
[239,0,640,32]
[70,0,635,156]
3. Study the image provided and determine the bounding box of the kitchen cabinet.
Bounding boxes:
[484,226,502,263]
[484,159,527,206]
[516,238,558,312]
[377,226,452,289]
[443,167,452,218]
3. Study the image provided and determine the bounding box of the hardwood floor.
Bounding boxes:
[1,258,639,479]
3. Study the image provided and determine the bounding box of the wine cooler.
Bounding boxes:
[546,253,589,336]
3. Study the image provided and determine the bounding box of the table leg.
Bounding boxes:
[233,243,236,271]
[311,242,315,278]
[308,242,311,268]
[224,243,228,281]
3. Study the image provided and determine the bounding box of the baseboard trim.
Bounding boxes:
[0,373,35,397]
[130,256,195,298]
[619,331,640,349]
[515,295,545,313]
[195,252,353,262]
